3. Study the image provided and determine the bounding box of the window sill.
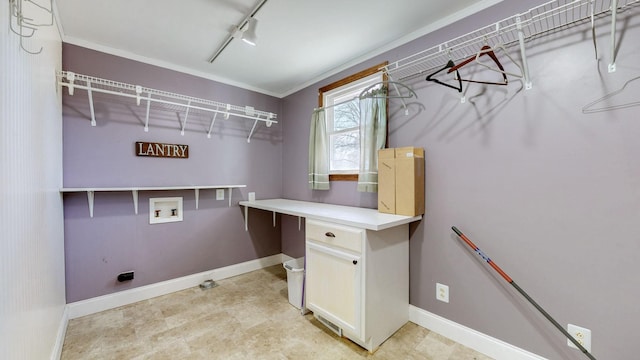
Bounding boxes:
[329,174,357,181]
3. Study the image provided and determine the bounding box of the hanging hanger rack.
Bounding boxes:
[57,71,278,143]
[8,0,54,55]
[365,80,418,115]
[383,0,640,90]
[358,81,418,100]
[313,80,417,113]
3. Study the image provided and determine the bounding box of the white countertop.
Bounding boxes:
[239,198,421,231]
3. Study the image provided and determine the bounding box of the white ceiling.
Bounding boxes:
[55,0,501,97]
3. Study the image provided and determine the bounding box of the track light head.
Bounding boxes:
[241,17,258,46]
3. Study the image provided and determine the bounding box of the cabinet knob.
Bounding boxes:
[325,232,336,237]
[353,260,358,265]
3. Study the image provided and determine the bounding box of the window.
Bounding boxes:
[319,62,388,181]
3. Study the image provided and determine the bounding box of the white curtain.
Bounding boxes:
[308,109,330,190]
[357,87,387,192]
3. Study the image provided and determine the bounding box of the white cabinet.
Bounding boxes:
[306,235,363,337]
[239,199,420,351]
[305,218,409,352]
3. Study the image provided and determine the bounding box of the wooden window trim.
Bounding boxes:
[330,174,358,181]
[320,61,389,182]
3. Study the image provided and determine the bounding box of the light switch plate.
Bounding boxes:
[216,189,225,200]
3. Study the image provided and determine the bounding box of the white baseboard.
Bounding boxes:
[409,305,547,360]
[281,254,295,263]
[51,306,69,360]
[66,254,285,319]
[59,257,544,360]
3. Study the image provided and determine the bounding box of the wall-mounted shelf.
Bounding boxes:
[60,185,246,218]
[383,0,640,89]
[56,71,277,143]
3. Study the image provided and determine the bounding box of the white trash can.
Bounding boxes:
[283,257,305,309]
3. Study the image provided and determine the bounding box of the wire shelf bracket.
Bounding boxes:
[57,71,278,143]
[60,185,247,218]
[609,0,619,72]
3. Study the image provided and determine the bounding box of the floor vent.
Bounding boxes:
[317,315,342,337]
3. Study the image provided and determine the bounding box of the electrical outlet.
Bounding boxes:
[436,283,449,303]
[117,271,134,282]
[567,324,591,353]
[216,189,225,200]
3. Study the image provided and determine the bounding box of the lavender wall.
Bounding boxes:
[62,44,283,302]
[281,1,640,359]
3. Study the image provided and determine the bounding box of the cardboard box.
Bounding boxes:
[394,147,424,216]
[377,148,396,214]
[377,147,425,216]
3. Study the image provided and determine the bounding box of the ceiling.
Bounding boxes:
[55,0,501,98]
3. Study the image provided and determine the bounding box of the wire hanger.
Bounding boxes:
[358,81,417,99]
[582,75,640,113]
[474,34,524,80]
[426,59,463,93]
[8,0,54,55]
[315,80,418,113]
[448,44,508,86]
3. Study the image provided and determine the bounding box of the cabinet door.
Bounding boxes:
[306,241,362,336]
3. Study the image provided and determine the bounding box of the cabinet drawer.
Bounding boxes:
[306,219,363,253]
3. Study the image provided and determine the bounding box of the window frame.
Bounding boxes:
[318,62,388,182]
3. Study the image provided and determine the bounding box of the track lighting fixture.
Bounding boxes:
[241,17,258,46]
[208,0,268,64]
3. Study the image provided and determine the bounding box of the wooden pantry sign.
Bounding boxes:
[135,142,189,159]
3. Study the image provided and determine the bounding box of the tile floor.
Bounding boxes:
[61,265,493,360]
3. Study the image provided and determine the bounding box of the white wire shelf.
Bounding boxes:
[57,71,278,143]
[384,0,640,87]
